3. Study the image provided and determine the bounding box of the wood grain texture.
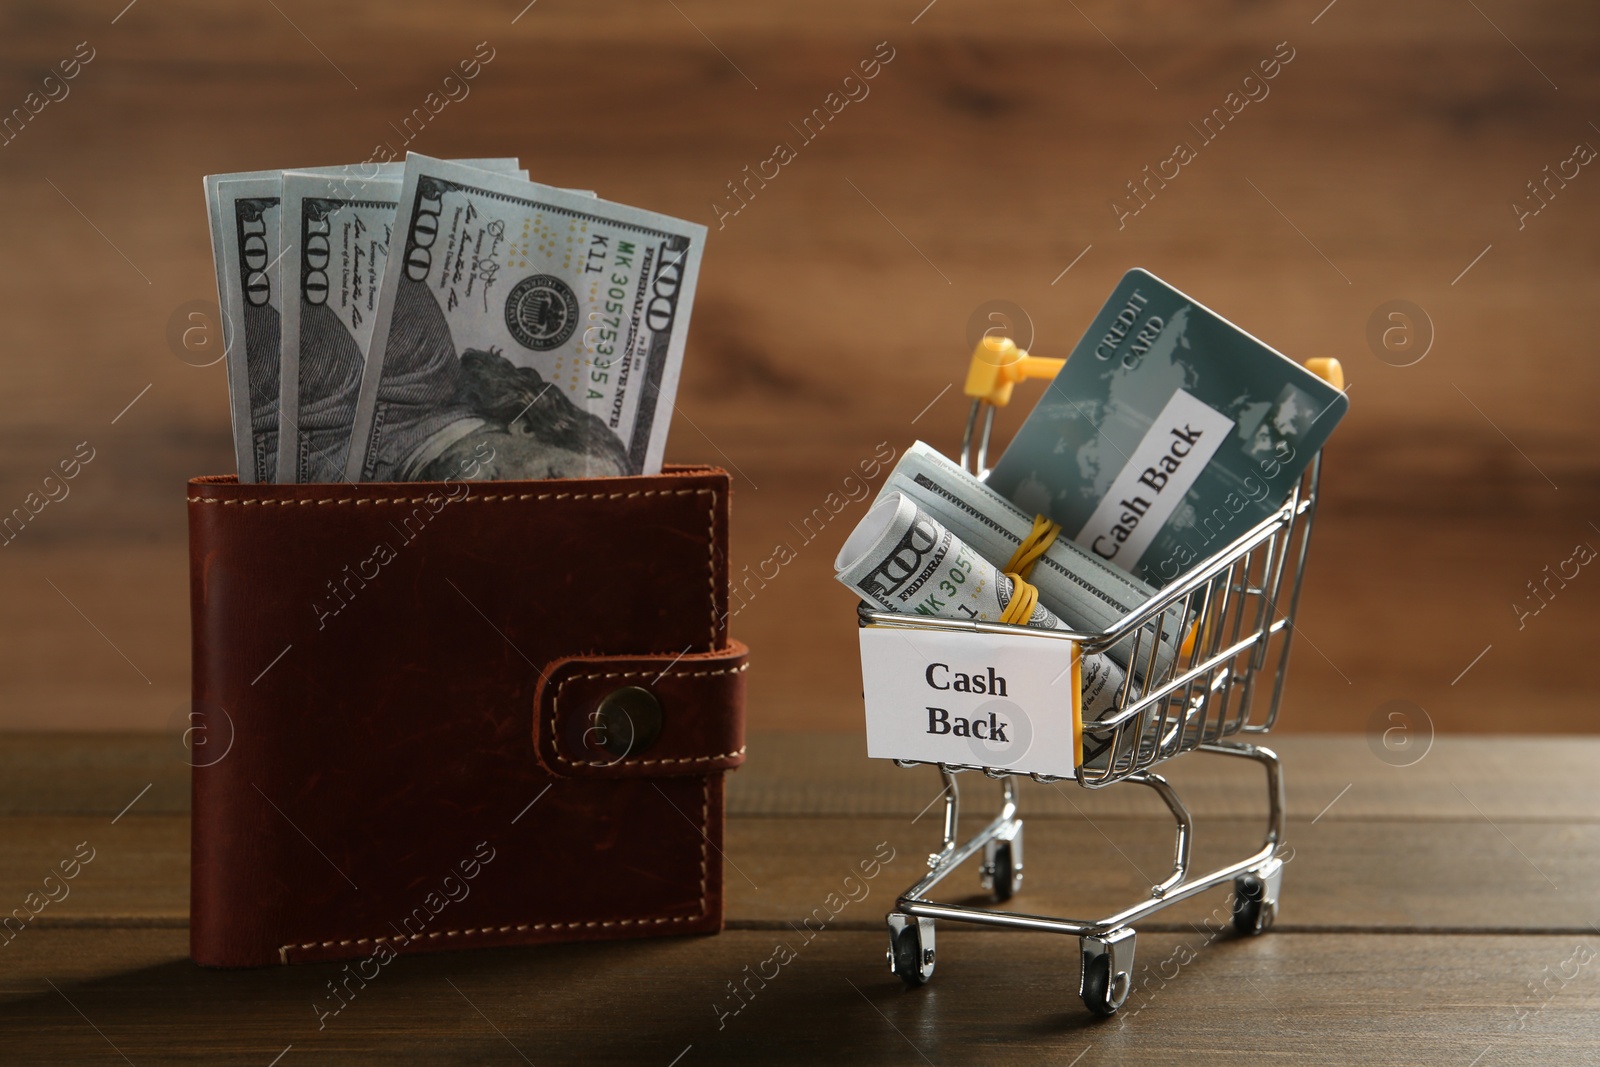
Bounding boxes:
[2,735,1598,1062]
[1,737,1596,930]
[4,733,1597,820]
[0,0,1597,730]
[2,930,1598,1065]
[3,812,1592,934]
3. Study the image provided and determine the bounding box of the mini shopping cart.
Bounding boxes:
[857,339,1341,1017]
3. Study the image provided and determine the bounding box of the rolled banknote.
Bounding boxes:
[837,491,1134,724]
[345,153,706,483]
[880,442,1188,680]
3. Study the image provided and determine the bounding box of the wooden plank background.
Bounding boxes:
[0,0,1596,731]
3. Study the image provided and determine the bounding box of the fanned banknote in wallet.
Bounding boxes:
[204,159,521,483]
[344,154,706,483]
[276,161,531,483]
[204,153,701,484]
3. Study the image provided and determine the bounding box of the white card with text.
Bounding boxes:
[859,625,1081,778]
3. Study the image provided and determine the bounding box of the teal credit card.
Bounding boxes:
[985,268,1348,587]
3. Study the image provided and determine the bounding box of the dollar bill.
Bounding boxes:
[345,154,705,483]
[275,163,595,483]
[837,490,1133,725]
[278,173,403,483]
[206,167,374,363]
[205,161,523,483]
[839,491,1064,627]
[212,176,286,484]
[207,164,409,482]
[879,442,1188,680]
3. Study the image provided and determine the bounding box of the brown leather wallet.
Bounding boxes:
[187,465,746,967]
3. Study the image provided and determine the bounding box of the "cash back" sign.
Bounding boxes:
[858,625,1082,778]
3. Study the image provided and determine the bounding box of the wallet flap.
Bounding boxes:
[535,642,748,778]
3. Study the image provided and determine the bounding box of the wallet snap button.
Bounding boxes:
[588,686,663,759]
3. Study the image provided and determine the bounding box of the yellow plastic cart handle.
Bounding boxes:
[964,336,1065,408]
[1305,357,1345,390]
[967,341,1343,406]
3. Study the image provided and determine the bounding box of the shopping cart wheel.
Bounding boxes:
[1232,859,1282,936]
[1079,929,1135,1017]
[980,822,1024,902]
[886,914,935,986]
[1232,875,1266,934]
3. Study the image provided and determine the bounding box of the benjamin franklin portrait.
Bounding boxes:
[359,275,630,482]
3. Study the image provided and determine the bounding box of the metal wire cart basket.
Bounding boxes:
[856,343,1338,1017]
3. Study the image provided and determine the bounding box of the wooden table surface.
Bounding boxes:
[2,732,1596,1065]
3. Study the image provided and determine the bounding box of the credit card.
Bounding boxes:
[984,268,1348,586]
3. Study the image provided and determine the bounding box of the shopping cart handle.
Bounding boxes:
[1304,357,1345,391]
[964,336,1065,408]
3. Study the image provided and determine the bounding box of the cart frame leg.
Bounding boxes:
[883,741,1288,1013]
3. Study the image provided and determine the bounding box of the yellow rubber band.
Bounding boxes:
[998,572,1039,626]
[1070,644,1084,769]
[1180,618,1201,659]
[1005,514,1061,580]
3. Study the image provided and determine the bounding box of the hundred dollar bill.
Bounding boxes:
[206,167,389,369]
[345,154,705,482]
[212,176,287,484]
[879,442,1188,679]
[275,164,595,482]
[207,164,415,481]
[837,491,1133,725]
[206,163,417,329]
[279,173,403,483]
[205,161,523,483]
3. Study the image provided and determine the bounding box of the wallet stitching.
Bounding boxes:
[186,489,708,505]
[278,774,715,962]
[705,494,718,648]
[696,775,710,914]
[187,486,722,650]
[549,663,748,767]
